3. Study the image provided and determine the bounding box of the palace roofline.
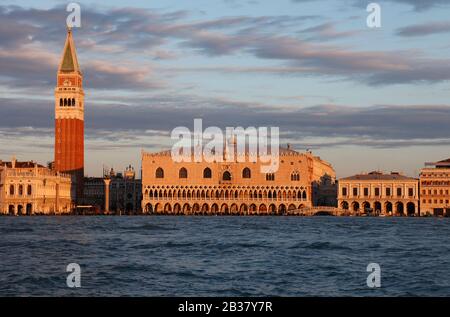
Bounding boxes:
[0,160,45,169]
[142,146,311,157]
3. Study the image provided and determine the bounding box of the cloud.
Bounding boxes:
[396,21,450,37]
[2,96,450,149]
[2,4,450,88]
[292,0,450,11]
[299,22,359,41]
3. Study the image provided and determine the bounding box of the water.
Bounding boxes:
[0,216,449,296]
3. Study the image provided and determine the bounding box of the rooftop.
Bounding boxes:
[425,157,450,168]
[340,171,416,181]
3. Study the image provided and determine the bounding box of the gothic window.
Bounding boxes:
[203,168,212,179]
[266,173,275,181]
[18,185,23,196]
[68,98,71,106]
[9,185,14,196]
[291,172,300,181]
[223,171,231,181]
[155,168,164,178]
[60,99,63,107]
[179,167,188,179]
[27,185,32,196]
[64,98,67,106]
[72,98,75,107]
[242,167,251,179]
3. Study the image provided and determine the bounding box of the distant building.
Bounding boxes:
[338,171,419,216]
[141,144,336,215]
[81,165,142,214]
[0,158,73,215]
[420,158,450,216]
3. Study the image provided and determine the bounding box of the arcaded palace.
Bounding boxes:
[338,171,419,216]
[0,158,73,215]
[141,144,336,215]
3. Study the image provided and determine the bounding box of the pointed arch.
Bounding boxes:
[179,167,188,179]
[203,167,212,179]
[156,167,164,178]
[223,171,231,181]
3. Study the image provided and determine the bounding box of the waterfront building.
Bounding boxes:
[419,158,450,216]
[0,158,73,215]
[338,171,419,216]
[81,165,142,214]
[54,27,85,201]
[141,144,336,215]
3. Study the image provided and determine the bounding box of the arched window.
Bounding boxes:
[9,185,14,196]
[242,167,251,179]
[60,99,63,107]
[291,172,300,181]
[18,185,23,196]
[155,168,164,178]
[72,98,75,107]
[64,98,67,106]
[266,173,275,181]
[68,99,71,106]
[223,171,231,181]
[179,167,188,179]
[203,168,212,179]
[27,185,32,196]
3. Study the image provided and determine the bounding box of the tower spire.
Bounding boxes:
[58,27,80,73]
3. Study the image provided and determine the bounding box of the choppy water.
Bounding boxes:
[0,216,449,296]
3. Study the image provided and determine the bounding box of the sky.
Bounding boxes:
[0,0,450,178]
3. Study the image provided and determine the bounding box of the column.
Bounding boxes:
[104,178,111,213]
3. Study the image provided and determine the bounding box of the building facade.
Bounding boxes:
[0,158,73,215]
[338,171,419,216]
[54,27,85,201]
[312,156,337,207]
[142,145,336,215]
[82,165,142,214]
[420,158,450,216]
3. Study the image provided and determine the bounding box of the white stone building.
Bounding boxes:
[0,158,74,215]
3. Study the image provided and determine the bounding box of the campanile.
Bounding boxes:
[54,27,84,201]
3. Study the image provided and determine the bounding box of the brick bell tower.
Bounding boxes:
[54,27,84,202]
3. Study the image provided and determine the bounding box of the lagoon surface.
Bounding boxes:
[0,216,449,296]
